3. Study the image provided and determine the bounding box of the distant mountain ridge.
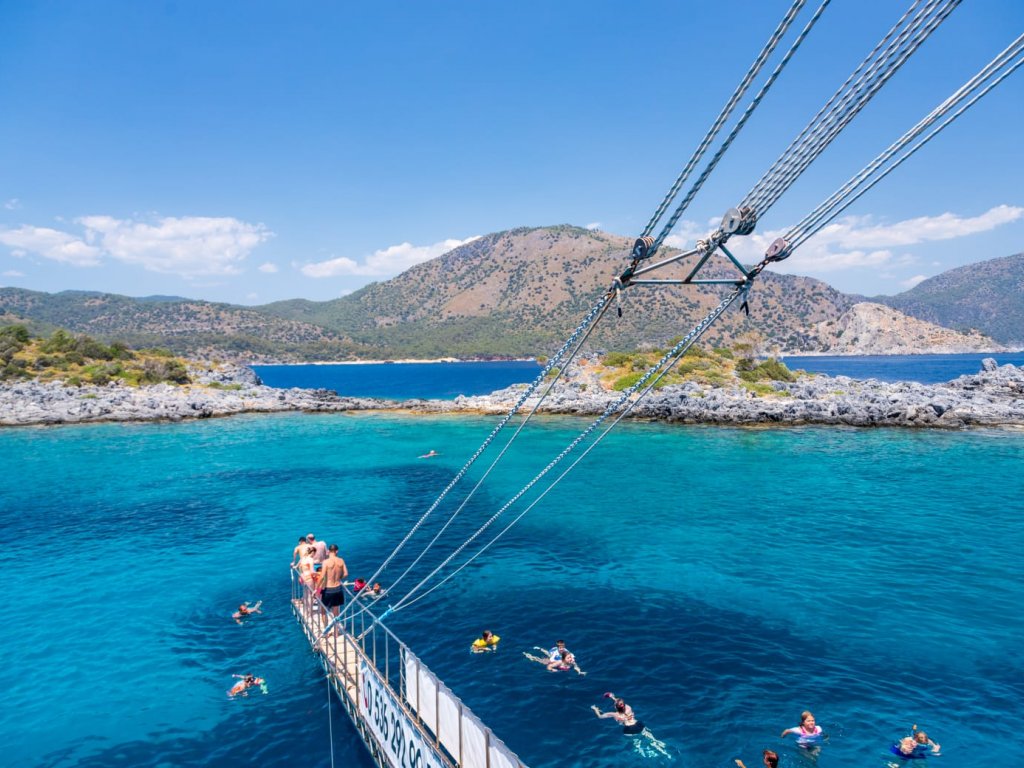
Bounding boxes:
[1,225,1017,360]
[873,252,1024,345]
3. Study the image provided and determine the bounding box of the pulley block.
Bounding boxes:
[721,206,757,235]
[631,236,655,261]
[764,237,792,262]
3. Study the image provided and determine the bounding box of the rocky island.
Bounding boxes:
[2,357,1022,430]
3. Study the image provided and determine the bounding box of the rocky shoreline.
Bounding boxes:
[1,360,1023,430]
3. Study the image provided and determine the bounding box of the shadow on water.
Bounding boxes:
[0,496,242,548]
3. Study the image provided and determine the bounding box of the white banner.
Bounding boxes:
[360,659,445,768]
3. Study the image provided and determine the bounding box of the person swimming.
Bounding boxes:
[735,749,779,768]
[228,673,265,697]
[232,600,262,624]
[471,630,500,653]
[523,640,586,675]
[912,725,941,756]
[592,693,670,757]
[592,692,644,735]
[781,710,824,751]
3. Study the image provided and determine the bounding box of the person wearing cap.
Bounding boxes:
[307,533,328,567]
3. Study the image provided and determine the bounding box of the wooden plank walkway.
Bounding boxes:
[292,597,361,706]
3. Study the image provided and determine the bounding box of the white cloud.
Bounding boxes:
[0,225,102,266]
[900,274,928,289]
[302,236,480,279]
[258,262,279,273]
[78,215,272,277]
[585,222,601,231]
[3,269,25,277]
[724,205,1024,275]
[4,198,21,210]
[0,214,273,278]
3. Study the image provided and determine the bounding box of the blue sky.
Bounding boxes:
[1,1,1021,305]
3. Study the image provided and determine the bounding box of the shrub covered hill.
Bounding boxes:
[874,251,1024,346]
[0,287,377,362]
[0,226,1015,361]
[260,225,858,358]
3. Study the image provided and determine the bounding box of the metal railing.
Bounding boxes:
[290,568,527,768]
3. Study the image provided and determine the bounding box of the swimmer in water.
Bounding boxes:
[228,673,265,697]
[523,640,586,675]
[592,693,670,757]
[233,600,262,624]
[592,693,644,735]
[735,749,779,768]
[471,629,500,653]
[912,725,941,756]
[781,710,825,753]
[418,450,439,459]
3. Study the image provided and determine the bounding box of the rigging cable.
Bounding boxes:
[386,282,753,615]
[640,0,810,240]
[788,32,1024,249]
[380,33,1024,617]
[744,0,961,217]
[360,297,614,609]
[348,1,832,612]
[647,0,832,258]
[342,292,613,617]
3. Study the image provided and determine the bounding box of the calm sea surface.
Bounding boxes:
[3,407,1022,768]
[781,352,1024,383]
[252,361,541,399]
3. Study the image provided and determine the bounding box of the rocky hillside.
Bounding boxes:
[2,226,1017,360]
[261,225,859,357]
[0,287,376,362]
[873,252,1024,345]
[813,302,1006,354]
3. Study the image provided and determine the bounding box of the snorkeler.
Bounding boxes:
[233,600,262,624]
[471,630,500,653]
[227,673,265,697]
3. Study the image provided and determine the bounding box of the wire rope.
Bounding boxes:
[648,0,832,256]
[387,284,748,615]
[789,38,1024,248]
[747,0,961,216]
[640,0,809,239]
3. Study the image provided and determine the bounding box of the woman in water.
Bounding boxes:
[592,693,671,757]
[228,674,265,697]
[592,693,644,734]
[735,749,779,768]
[781,710,824,751]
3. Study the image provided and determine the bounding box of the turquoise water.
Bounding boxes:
[2,414,1021,767]
[252,360,540,399]
[781,352,1024,383]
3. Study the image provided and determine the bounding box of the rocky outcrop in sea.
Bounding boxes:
[1,360,1022,429]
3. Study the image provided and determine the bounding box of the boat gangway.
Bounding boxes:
[291,572,528,768]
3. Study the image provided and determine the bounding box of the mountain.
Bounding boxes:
[813,302,1007,354]
[0,226,1014,360]
[873,252,1024,345]
[260,225,860,357]
[0,287,374,362]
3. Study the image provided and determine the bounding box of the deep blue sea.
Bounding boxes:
[781,352,1024,384]
[2,370,1022,768]
[252,361,541,399]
